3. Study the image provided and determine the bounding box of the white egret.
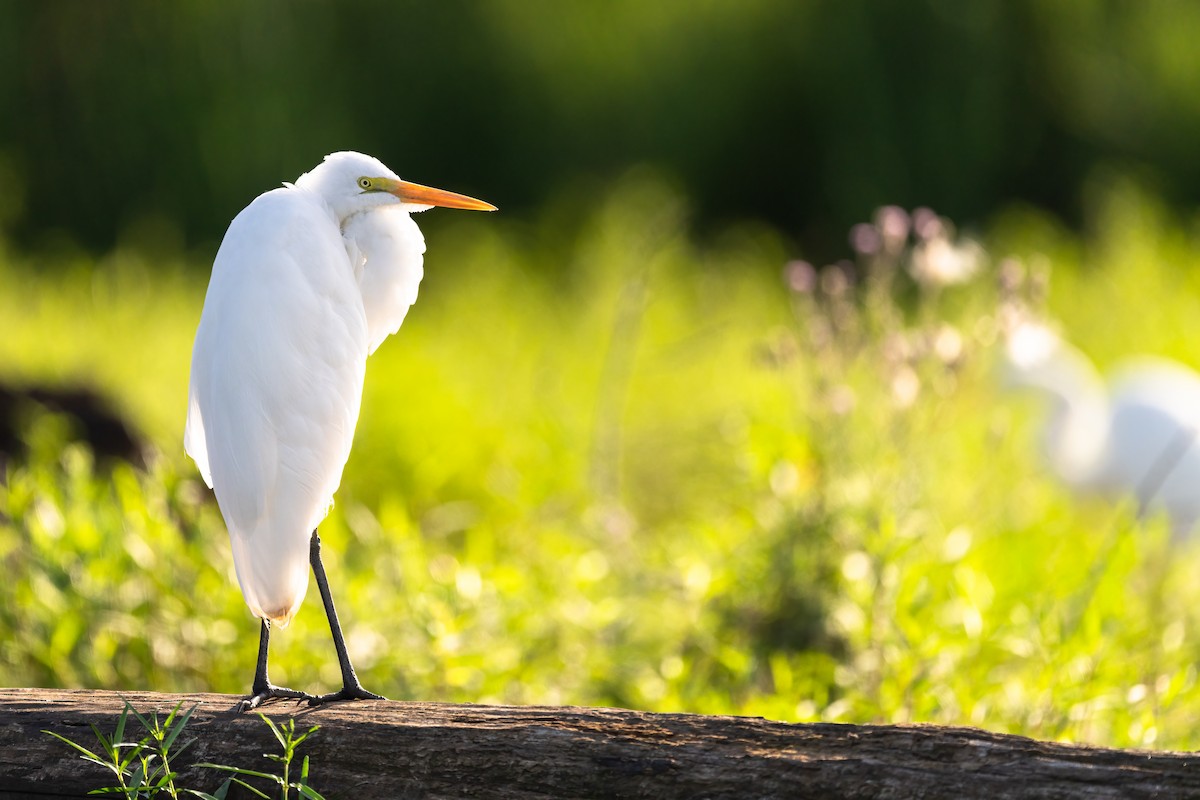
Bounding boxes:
[185,151,495,710]
[1004,322,1200,539]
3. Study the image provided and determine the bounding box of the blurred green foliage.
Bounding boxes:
[7,1,1200,256]
[6,171,1200,751]
[7,0,1200,757]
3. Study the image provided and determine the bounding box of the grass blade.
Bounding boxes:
[123,700,154,737]
[112,706,128,746]
[162,703,198,753]
[257,713,288,750]
[87,723,114,757]
[184,776,234,800]
[225,778,273,799]
[194,763,282,782]
[43,729,103,762]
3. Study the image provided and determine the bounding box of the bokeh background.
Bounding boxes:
[5,0,1200,750]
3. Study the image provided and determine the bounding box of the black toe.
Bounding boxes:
[238,683,315,712]
[308,685,386,706]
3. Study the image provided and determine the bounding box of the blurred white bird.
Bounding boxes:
[1004,322,1200,539]
[185,151,495,710]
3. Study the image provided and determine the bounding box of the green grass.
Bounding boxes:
[5,173,1200,750]
[45,698,325,798]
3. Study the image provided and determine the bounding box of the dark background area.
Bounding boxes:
[3,1,1200,261]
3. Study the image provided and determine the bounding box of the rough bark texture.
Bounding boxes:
[1,688,1199,799]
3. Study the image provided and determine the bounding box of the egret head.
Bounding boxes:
[1004,321,1063,380]
[1001,320,1100,399]
[1000,320,1112,487]
[295,151,496,222]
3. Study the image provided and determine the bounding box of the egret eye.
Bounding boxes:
[357,177,372,190]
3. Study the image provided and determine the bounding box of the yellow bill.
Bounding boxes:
[377,177,497,211]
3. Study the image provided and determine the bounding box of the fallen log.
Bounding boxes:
[1,688,1198,799]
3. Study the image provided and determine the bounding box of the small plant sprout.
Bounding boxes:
[43,698,198,799]
[45,700,326,799]
[197,714,326,800]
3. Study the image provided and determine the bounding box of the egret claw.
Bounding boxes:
[238,684,315,712]
[308,685,386,706]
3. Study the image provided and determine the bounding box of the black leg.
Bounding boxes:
[238,619,314,712]
[307,529,385,705]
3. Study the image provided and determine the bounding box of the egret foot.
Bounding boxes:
[238,618,313,712]
[239,683,316,712]
[308,530,384,708]
[308,683,386,706]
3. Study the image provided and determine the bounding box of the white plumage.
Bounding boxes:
[1004,322,1200,538]
[185,151,493,631]
[345,208,427,354]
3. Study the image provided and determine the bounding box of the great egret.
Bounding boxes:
[1004,322,1200,539]
[185,151,495,710]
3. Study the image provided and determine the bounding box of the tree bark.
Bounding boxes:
[1,688,1198,799]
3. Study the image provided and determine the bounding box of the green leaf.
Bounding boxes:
[79,755,116,772]
[257,713,288,750]
[123,699,154,735]
[195,763,283,782]
[128,761,146,790]
[183,776,234,800]
[161,699,183,727]
[112,707,129,745]
[288,726,318,749]
[158,698,196,756]
[87,723,114,756]
[43,729,103,762]
[114,742,145,773]
[226,778,273,799]
[171,736,197,761]
[148,770,179,788]
[169,705,199,734]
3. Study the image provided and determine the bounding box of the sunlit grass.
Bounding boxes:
[0,242,201,444]
[5,174,1200,750]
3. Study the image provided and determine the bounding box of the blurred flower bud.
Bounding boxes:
[882,331,914,365]
[909,236,983,287]
[874,205,910,252]
[850,222,882,256]
[890,365,920,408]
[933,324,964,366]
[912,207,944,241]
[828,385,856,416]
[821,263,851,297]
[808,315,833,350]
[757,328,800,368]
[769,460,802,497]
[997,257,1025,296]
[1028,255,1052,304]
[783,259,817,294]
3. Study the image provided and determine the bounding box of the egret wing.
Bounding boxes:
[186,187,368,623]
